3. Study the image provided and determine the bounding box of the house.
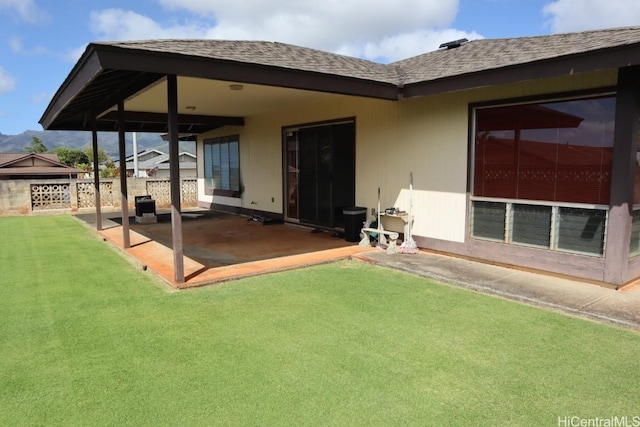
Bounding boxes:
[39,27,640,287]
[0,153,85,180]
[113,148,197,178]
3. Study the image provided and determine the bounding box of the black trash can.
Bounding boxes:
[343,206,367,242]
[135,195,156,217]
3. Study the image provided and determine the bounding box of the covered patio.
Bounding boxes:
[77,210,372,288]
[40,40,392,285]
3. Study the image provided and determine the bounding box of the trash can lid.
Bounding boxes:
[343,206,367,214]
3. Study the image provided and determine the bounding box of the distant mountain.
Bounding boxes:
[0,130,195,158]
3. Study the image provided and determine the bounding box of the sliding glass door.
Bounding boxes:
[284,121,355,228]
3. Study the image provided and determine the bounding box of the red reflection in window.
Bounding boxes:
[474,98,615,205]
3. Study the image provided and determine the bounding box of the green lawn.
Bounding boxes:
[1,216,639,426]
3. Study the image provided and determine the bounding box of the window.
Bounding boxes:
[471,201,506,241]
[471,95,615,256]
[470,201,607,256]
[474,96,615,204]
[630,210,640,257]
[203,135,240,197]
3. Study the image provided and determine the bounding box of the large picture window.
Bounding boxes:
[474,96,616,204]
[471,95,616,256]
[203,135,240,197]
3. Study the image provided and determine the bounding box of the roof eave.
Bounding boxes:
[94,45,399,99]
[401,43,640,99]
[39,45,104,129]
[40,43,399,132]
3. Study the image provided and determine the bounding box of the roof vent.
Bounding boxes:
[439,38,468,50]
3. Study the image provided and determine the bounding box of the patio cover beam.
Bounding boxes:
[98,111,245,127]
[167,75,185,283]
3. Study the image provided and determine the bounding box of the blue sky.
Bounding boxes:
[1,0,640,135]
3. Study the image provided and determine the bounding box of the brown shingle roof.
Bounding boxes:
[97,39,401,84]
[100,27,640,87]
[392,26,640,85]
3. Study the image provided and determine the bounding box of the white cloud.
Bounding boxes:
[544,0,640,33]
[157,0,458,45]
[30,92,52,104]
[89,9,208,41]
[0,66,16,94]
[87,0,480,62]
[0,0,48,23]
[339,28,484,62]
[8,36,50,56]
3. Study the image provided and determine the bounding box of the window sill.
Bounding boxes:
[205,189,242,198]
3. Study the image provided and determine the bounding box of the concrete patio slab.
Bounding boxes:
[78,210,372,289]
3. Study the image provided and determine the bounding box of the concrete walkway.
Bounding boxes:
[355,249,640,331]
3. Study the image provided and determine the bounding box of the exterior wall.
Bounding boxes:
[199,70,616,221]
[196,69,620,283]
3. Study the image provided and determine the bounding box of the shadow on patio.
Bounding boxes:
[77,210,372,288]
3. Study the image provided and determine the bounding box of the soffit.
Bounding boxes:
[101,76,344,118]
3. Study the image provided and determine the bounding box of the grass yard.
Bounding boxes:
[1,216,639,426]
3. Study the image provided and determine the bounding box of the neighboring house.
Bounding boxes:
[0,153,84,180]
[39,27,640,287]
[113,148,196,178]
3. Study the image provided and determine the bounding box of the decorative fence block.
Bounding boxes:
[146,179,198,207]
[77,182,114,208]
[31,183,71,210]
[181,179,197,205]
[146,180,171,207]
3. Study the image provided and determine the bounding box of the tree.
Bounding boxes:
[85,147,111,164]
[52,147,89,167]
[25,137,47,153]
[100,160,120,178]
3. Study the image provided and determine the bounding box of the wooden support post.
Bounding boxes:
[91,126,102,231]
[117,101,131,249]
[167,75,185,283]
[604,66,640,284]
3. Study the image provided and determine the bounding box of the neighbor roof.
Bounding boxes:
[0,153,61,166]
[40,26,640,132]
[0,153,84,176]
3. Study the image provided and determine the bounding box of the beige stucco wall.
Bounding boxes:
[198,69,618,243]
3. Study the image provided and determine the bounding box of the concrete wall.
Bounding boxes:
[0,177,197,216]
